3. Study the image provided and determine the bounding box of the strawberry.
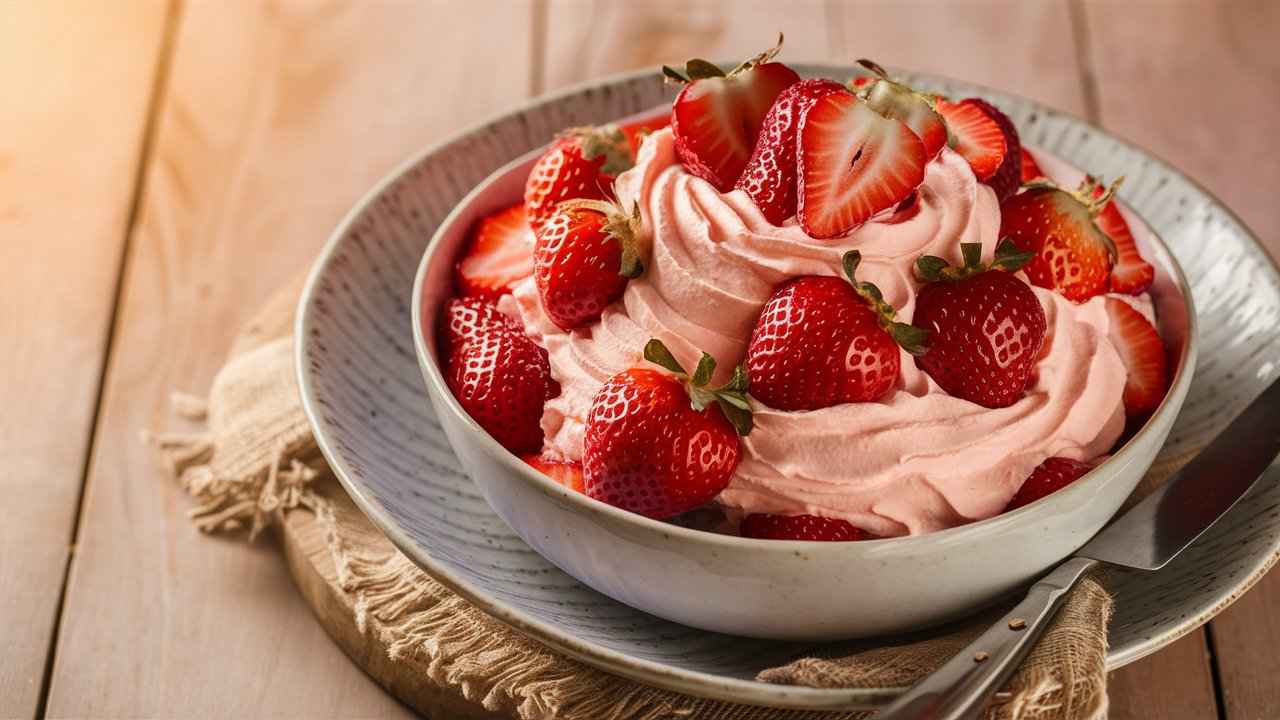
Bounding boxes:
[740,513,872,541]
[533,199,644,331]
[797,92,927,238]
[619,115,671,155]
[446,322,556,455]
[523,454,585,493]
[735,79,848,224]
[663,36,800,192]
[913,241,1047,408]
[1005,457,1092,511]
[524,125,634,232]
[1080,176,1155,295]
[746,250,927,410]
[454,203,535,299]
[583,339,751,519]
[1020,147,1045,184]
[1000,180,1118,302]
[855,60,948,158]
[848,75,877,93]
[1105,297,1168,418]
[440,296,518,356]
[935,98,1022,201]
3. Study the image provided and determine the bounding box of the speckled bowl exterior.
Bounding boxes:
[298,65,1280,710]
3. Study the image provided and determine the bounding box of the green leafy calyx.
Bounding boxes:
[643,338,753,436]
[556,198,646,278]
[915,239,1035,283]
[841,250,929,356]
[566,124,634,176]
[662,33,784,85]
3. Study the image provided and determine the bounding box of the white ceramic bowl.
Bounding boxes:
[410,117,1197,641]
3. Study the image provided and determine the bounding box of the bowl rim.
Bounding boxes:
[406,121,1199,560]
[291,62,1274,710]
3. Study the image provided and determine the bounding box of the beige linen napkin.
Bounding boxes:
[148,279,1114,720]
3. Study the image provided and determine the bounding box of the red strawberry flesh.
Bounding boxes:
[454,203,535,299]
[523,454,585,493]
[935,98,1007,182]
[1105,298,1168,418]
[798,92,927,239]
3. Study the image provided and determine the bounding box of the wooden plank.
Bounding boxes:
[1107,631,1220,720]
[1084,2,1279,717]
[1083,0,1280,259]
[829,0,1088,115]
[0,2,169,716]
[541,0,834,91]
[44,2,535,717]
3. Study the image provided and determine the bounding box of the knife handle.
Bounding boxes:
[875,556,1099,720]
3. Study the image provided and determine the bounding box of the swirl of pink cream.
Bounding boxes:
[502,128,1128,536]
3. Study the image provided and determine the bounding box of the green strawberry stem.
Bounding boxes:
[643,338,753,436]
[662,33,784,85]
[915,239,1034,283]
[555,198,646,278]
[841,250,930,356]
[565,124,635,176]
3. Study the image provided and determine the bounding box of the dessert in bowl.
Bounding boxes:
[412,44,1196,639]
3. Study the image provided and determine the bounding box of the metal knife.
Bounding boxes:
[877,378,1280,720]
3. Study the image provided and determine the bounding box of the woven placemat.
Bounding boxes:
[147,277,1113,720]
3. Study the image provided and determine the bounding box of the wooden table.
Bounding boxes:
[4,1,1277,717]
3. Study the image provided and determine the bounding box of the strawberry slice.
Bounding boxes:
[664,38,800,192]
[1081,176,1155,295]
[1021,147,1046,184]
[797,92,927,239]
[935,98,1012,189]
[618,115,671,155]
[735,79,847,224]
[523,454,585,493]
[454,203,535,299]
[856,60,947,158]
[740,513,873,541]
[1106,298,1168,418]
[1006,457,1092,511]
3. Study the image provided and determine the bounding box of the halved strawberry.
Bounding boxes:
[935,98,1004,178]
[618,115,671,155]
[797,92,927,239]
[740,513,872,541]
[1021,147,1045,184]
[454,203,535,299]
[664,37,800,192]
[735,79,847,224]
[1105,297,1168,418]
[856,60,948,158]
[1005,457,1092,511]
[1081,176,1155,295]
[524,126,633,232]
[523,454,585,493]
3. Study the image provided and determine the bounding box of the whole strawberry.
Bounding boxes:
[1000,180,1118,302]
[446,322,556,455]
[439,296,519,357]
[664,36,800,192]
[735,78,848,224]
[913,241,1046,408]
[747,250,927,410]
[1005,457,1093,511]
[533,199,644,331]
[583,339,751,519]
[524,125,634,232]
[740,513,873,541]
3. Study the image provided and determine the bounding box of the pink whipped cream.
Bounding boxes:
[503,128,1132,536]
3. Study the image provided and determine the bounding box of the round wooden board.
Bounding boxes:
[278,475,507,720]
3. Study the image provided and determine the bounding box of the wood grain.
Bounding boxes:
[829,0,1088,115]
[44,2,534,716]
[1106,631,1220,720]
[541,0,834,91]
[0,2,169,716]
[1083,2,1279,717]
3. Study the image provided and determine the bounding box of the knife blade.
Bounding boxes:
[1078,377,1280,570]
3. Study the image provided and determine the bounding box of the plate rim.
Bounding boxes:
[296,63,1280,710]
